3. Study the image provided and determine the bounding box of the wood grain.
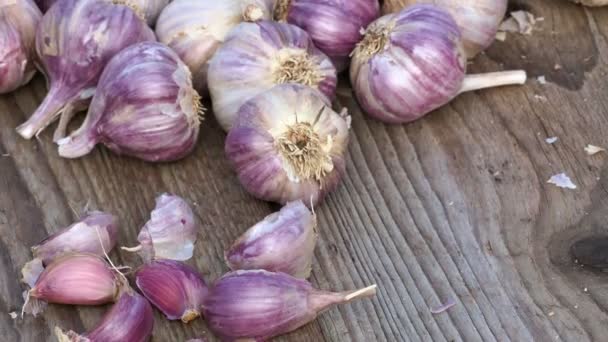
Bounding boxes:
[3,0,608,341]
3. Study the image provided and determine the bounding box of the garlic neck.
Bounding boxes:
[273,50,322,87]
[276,122,334,183]
[273,0,291,21]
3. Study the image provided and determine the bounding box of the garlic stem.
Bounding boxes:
[17,86,69,139]
[343,284,377,302]
[459,70,527,94]
[57,131,96,159]
[121,245,143,253]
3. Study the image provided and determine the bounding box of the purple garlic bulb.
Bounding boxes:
[16,0,156,140]
[382,0,507,58]
[136,259,208,323]
[208,20,337,132]
[350,4,526,124]
[273,0,380,71]
[122,193,198,262]
[225,201,317,278]
[0,0,41,94]
[57,42,203,162]
[55,288,154,342]
[225,84,350,206]
[203,270,377,341]
[21,211,118,288]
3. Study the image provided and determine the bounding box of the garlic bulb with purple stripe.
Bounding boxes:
[208,21,337,132]
[57,42,202,162]
[225,84,350,206]
[350,4,526,124]
[156,0,274,93]
[0,0,41,94]
[17,0,156,140]
[273,0,380,71]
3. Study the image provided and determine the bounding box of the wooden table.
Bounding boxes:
[3,0,608,341]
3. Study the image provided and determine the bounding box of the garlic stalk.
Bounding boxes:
[57,42,202,162]
[0,0,41,94]
[16,0,156,140]
[136,259,208,323]
[350,4,526,124]
[156,0,274,93]
[122,193,198,262]
[208,20,337,132]
[381,0,508,58]
[225,200,317,278]
[225,84,350,206]
[55,288,154,342]
[203,270,377,340]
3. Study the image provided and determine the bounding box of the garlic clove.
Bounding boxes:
[273,0,380,72]
[225,200,317,278]
[55,287,154,342]
[0,0,41,94]
[57,42,202,162]
[123,193,198,262]
[203,270,377,340]
[136,259,208,323]
[23,253,123,316]
[225,84,350,206]
[17,0,156,139]
[208,20,337,131]
[156,0,274,94]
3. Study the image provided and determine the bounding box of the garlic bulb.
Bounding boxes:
[203,270,377,341]
[225,84,349,206]
[55,288,154,342]
[350,4,526,124]
[0,0,41,94]
[16,0,156,140]
[569,0,608,5]
[382,0,507,58]
[156,0,274,93]
[136,259,208,323]
[57,42,202,162]
[208,21,337,132]
[273,0,380,71]
[122,193,198,262]
[225,200,317,278]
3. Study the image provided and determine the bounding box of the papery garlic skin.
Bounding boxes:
[0,0,41,94]
[136,259,208,323]
[274,0,380,71]
[208,21,337,132]
[225,84,349,206]
[55,288,154,342]
[203,270,377,341]
[16,0,156,140]
[32,211,119,265]
[156,0,273,93]
[226,201,317,278]
[123,193,198,262]
[57,42,202,162]
[28,254,120,307]
[381,0,507,58]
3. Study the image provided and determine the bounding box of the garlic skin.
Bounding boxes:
[57,42,202,162]
[225,84,350,206]
[208,21,337,132]
[23,253,122,316]
[569,0,608,6]
[16,0,156,140]
[381,0,507,58]
[0,0,41,94]
[274,0,380,71]
[203,270,377,341]
[350,5,526,124]
[55,288,154,342]
[136,259,208,323]
[156,0,274,93]
[225,201,317,278]
[35,0,170,24]
[123,193,198,262]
